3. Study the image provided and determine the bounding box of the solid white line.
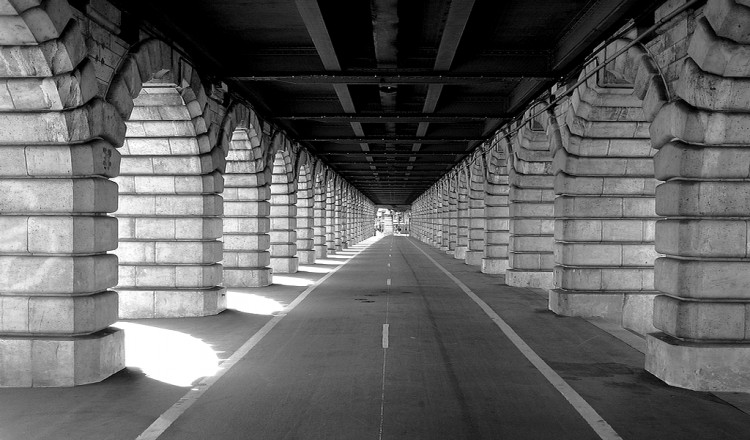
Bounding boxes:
[135,239,376,440]
[382,324,389,348]
[408,239,622,440]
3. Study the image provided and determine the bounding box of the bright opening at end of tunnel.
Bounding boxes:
[114,322,220,387]
[226,291,287,315]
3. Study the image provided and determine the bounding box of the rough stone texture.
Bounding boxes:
[482,146,510,274]
[506,115,555,289]
[269,151,298,274]
[222,128,272,287]
[645,0,750,391]
[550,39,664,335]
[447,181,458,253]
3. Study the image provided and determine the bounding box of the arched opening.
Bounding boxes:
[222,126,272,287]
[506,107,556,289]
[454,171,470,260]
[481,143,511,274]
[269,148,298,274]
[550,37,665,335]
[115,80,225,318]
[295,164,316,264]
[465,158,486,266]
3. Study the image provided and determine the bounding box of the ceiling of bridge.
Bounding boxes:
[112,0,656,205]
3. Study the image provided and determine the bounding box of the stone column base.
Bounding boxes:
[314,246,327,259]
[224,267,272,288]
[119,287,227,318]
[297,249,316,264]
[0,328,125,387]
[439,246,449,252]
[481,257,508,274]
[505,270,553,289]
[549,290,657,336]
[646,332,750,392]
[454,246,467,260]
[270,257,299,274]
[464,250,483,266]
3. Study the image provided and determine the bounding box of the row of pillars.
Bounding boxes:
[412,0,750,393]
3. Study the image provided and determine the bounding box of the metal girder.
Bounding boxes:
[321,151,469,156]
[276,114,506,122]
[301,137,481,143]
[230,72,554,84]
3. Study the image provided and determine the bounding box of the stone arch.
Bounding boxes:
[0,2,125,386]
[111,39,225,319]
[269,147,299,274]
[222,119,273,288]
[549,37,667,335]
[295,162,316,264]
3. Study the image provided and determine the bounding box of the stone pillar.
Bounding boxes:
[269,152,298,274]
[465,162,486,266]
[431,190,441,247]
[507,123,555,289]
[482,147,511,274]
[550,40,663,335]
[326,180,337,254]
[116,85,225,318]
[295,170,315,264]
[0,4,126,386]
[223,131,272,287]
[313,176,327,258]
[646,0,750,391]
[455,174,470,260]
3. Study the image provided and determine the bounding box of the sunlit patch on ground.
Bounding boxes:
[298,265,334,274]
[272,275,315,287]
[226,291,287,315]
[114,322,220,387]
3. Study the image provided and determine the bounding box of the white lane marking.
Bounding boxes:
[387,263,390,268]
[408,239,622,440]
[386,278,391,286]
[135,239,375,440]
[382,324,389,348]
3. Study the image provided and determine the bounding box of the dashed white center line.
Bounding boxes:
[382,324,389,348]
[386,278,391,286]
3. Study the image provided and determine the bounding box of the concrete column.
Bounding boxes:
[326,180,336,254]
[507,123,555,289]
[448,181,458,253]
[269,152,298,274]
[313,177,327,259]
[482,147,511,274]
[646,0,750,391]
[223,130,272,288]
[295,170,315,264]
[116,85,225,318]
[384,210,394,235]
[465,164,486,266]
[0,4,125,385]
[455,175,470,260]
[550,40,664,335]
